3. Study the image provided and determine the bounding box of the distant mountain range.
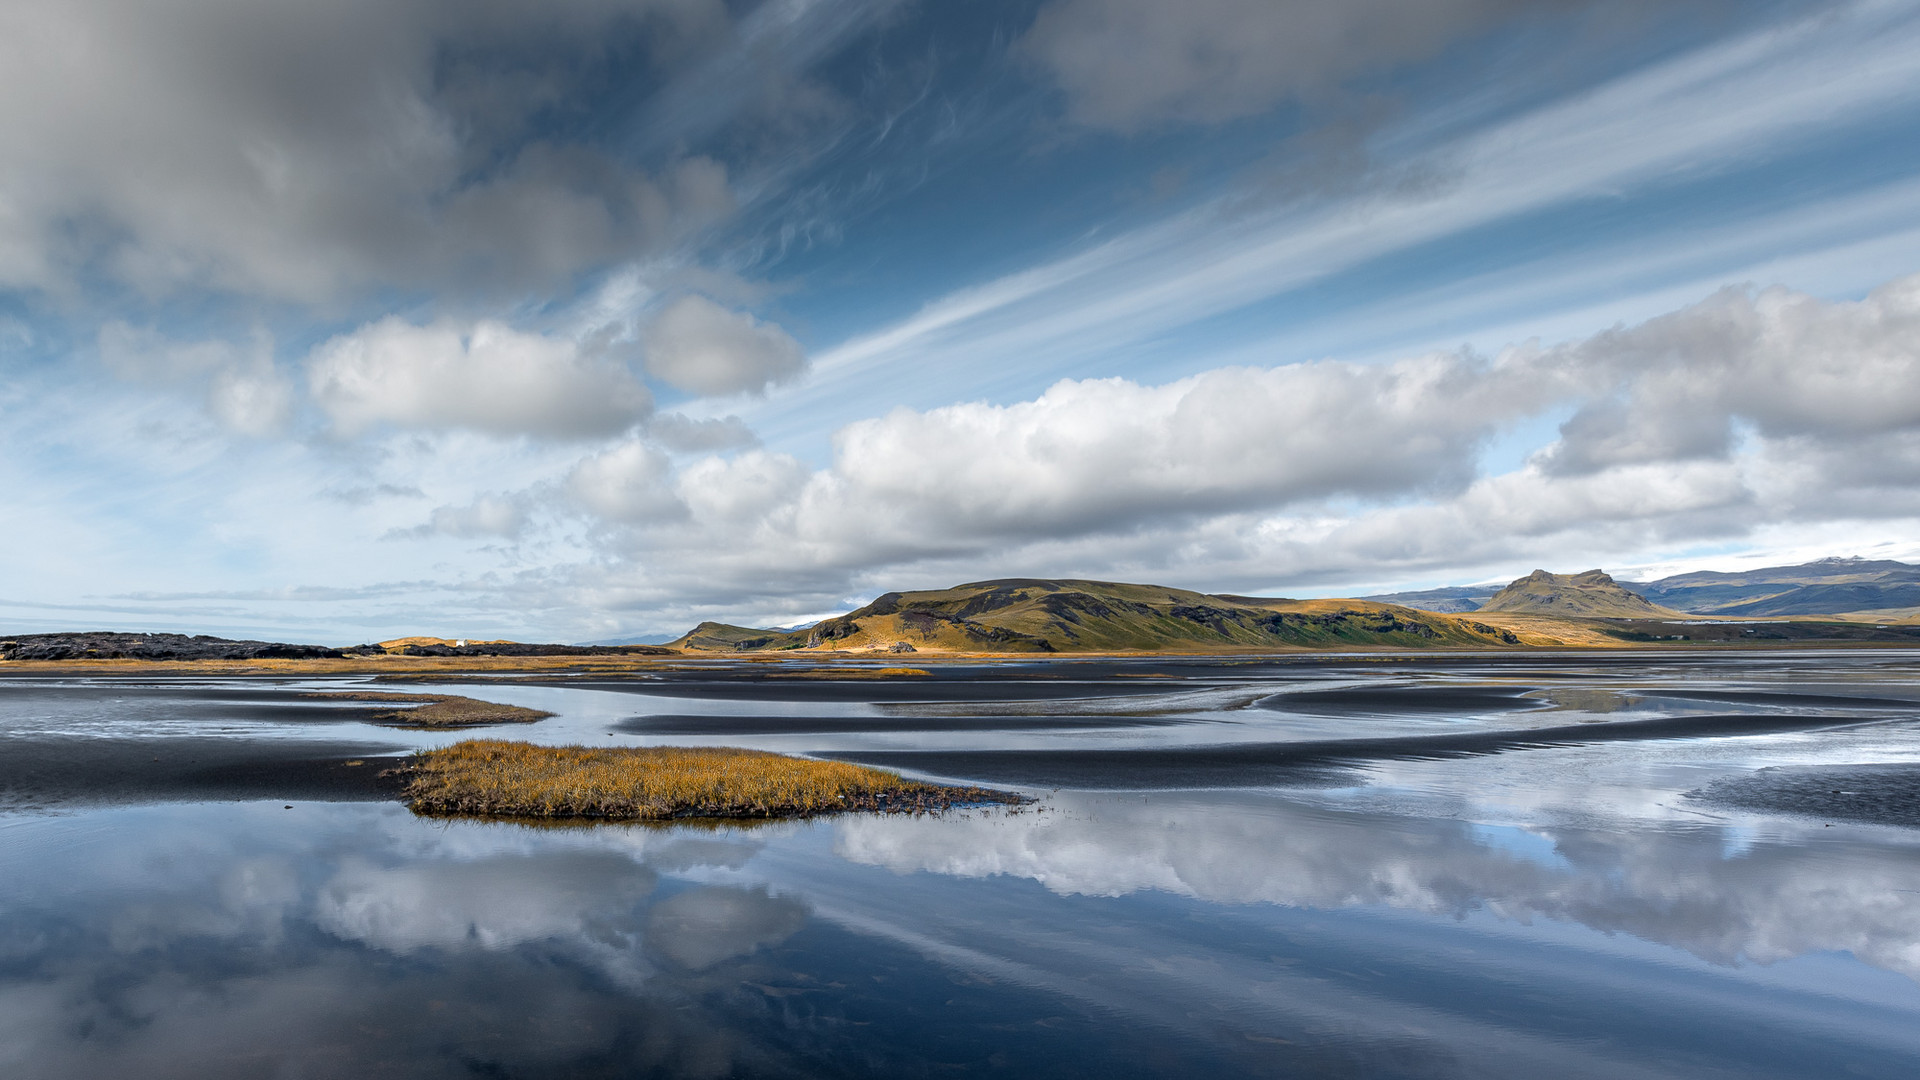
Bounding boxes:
[1367,557,1920,618]
[1626,557,1920,616]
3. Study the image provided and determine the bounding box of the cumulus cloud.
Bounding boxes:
[1541,274,1920,474]
[400,495,531,541]
[815,353,1557,538]
[307,317,652,439]
[642,295,807,397]
[646,411,760,452]
[568,438,685,523]
[0,0,733,302]
[1017,0,1562,131]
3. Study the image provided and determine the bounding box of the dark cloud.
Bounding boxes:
[0,0,735,303]
[1016,0,1574,132]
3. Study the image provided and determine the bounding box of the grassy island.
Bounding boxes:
[398,739,1023,821]
[304,691,554,728]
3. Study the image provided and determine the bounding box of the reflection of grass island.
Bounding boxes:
[399,739,1022,820]
[304,691,553,728]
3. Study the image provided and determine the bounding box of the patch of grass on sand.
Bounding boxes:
[399,738,1021,820]
[304,691,553,728]
[792,667,932,679]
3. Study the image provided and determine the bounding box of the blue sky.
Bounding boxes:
[4,0,1920,643]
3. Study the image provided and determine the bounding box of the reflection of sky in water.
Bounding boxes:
[4,795,1919,1078]
[4,652,1920,1075]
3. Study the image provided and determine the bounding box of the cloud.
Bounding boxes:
[646,411,760,452]
[398,495,531,541]
[642,295,807,397]
[1016,0,1560,131]
[307,317,652,439]
[0,0,734,302]
[568,438,686,523]
[97,322,292,436]
[813,353,1556,538]
[1542,274,1920,474]
[541,270,1920,621]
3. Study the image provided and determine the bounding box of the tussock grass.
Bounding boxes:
[304,691,553,727]
[792,666,931,679]
[400,739,1019,820]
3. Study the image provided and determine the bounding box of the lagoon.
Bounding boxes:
[4,652,1920,1077]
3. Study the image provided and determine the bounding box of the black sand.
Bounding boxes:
[1255,685,1542,715]
[1689,764,1920,827]
[614,712,1199,735]
[823,712,1890,788]
[0,736,409,809]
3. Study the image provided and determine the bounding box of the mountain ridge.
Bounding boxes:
[1367,557,1920,618]
[1477,569,1684,618]
[669,578,1526,654]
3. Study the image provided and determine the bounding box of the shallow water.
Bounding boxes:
[4,651,1920,1077]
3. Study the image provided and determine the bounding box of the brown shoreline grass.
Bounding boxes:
[399,739,1022,820]
[303,691,553,727]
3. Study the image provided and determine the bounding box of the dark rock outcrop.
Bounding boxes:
[393,642,675,657]
[0,632,340,662]
[0,633,676,662]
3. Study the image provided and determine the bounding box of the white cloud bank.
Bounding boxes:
[541,271,1920,621]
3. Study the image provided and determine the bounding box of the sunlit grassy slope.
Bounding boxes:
[401,739,1009,819]
[672,578,1530,653]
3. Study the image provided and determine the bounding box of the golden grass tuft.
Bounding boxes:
[792,666,932,679]
[400,739,1017,820]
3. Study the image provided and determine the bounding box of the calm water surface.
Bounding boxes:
[4,651,1920,1077]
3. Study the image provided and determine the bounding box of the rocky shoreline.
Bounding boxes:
[0,632,674,662]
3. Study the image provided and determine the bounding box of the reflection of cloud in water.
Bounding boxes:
[834,792,1920,979]
[0,954,744,1080]
[0,808,792,1079]
[317,852,657,952]
[646,886,808,969]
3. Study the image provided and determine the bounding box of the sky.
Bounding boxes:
[5,0,1920,644]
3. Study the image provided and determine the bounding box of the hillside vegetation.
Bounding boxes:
[671,578,1526,654]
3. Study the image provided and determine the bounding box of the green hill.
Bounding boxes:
[1477,570,1683,618]
[669,578,1525,654]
